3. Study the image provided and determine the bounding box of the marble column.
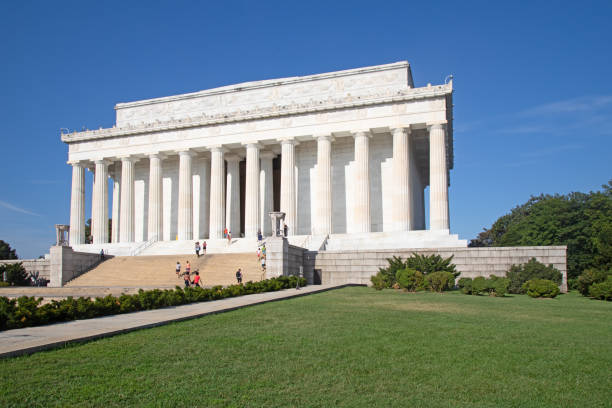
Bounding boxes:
[119,157,138,242]
[92,160,110,244]
[244,143,261,238]
[259,151,275,236]
[192,156,209,240]
[209,147,225,239]
[280,138,297,236]
[314,135,333,235]
[177,150,194,240]
[69,161,85,246]
[429,123,449,230]
[353,131,371,233]
[391,127,411,231]
[147,153,163,241]
[225,154,241,238]
[110,164,121,243]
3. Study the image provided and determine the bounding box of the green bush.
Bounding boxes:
[457,278,473,294]
[567,278,579,291]
[0,276,306,331]
[486,275,510,297]
[588,276,612,300]
[458,276,509,296]
[374,254,458,289]
[577,268,611,296]
[395,268,425,291]
[472,276,487,295]
[523,279,560,298]
[425,271,455,293]
[0,263,29,286]
[0,282,9,287]
[506,258,562,294]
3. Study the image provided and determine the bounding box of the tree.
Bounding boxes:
[470,180,612,279]
[0,240,18,260]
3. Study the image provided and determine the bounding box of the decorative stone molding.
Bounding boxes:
[61,84,452,143]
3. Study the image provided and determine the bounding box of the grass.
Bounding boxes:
[1,287,611,407]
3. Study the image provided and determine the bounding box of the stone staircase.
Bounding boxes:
[65,253,264,288]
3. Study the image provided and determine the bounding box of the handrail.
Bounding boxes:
[129,235,158,256]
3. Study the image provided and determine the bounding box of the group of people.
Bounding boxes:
[175,260,202,287]
[194,241,207,257]
[256,243,267,271]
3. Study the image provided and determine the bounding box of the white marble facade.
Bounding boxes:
[63,62,456,248]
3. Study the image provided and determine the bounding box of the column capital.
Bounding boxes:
[260,150,277,159]
[67,160,85,167]
[242,141,263,149]
[147,152,167,160]
[314,133,335,142]
[390,127,411,136]
[177,149,195,157]
[352,130,372,139]
[278,137,299,146]
[94,159,112,166]
[119,155,140,163]
[427,122,447,131]
[208,145,228,153]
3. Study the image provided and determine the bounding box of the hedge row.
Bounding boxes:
[0,276,306,331]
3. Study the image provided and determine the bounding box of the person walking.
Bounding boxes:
[227,230,232,245]
[256,247,261,260]
[185,261,191,276]
[261,256,266,271]
[183,271,190,287]
[223,228,228,239]
[283,222,288,237]
[235,268,243,284]
[191,271,201,288]
[202,241,207,255]
[257,229,263,242]
[175,261,181,278]
[195,241,201,257]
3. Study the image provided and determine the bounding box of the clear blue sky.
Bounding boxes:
[1,1,611,258]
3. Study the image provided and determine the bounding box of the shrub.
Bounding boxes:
[0,276,305,331]
[375,254,459,289]
[472,276,487,295]
[457,277,473,294]
[577,268,611,296]
[395,268,425,291]
[506,258,562,294]
[486,275,510,297]
[0,282,9,287]
[0,263,29,286]
[588,276,612,300]
[425,271,455,293]
[523,279,560,298]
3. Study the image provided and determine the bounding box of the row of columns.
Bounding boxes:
[68,124,450,246]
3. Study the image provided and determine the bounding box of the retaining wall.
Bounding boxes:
[49,246,110,287]
[310,246,567,292]
[0,259,51,281]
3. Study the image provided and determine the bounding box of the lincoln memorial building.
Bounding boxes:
[62,61,466,255]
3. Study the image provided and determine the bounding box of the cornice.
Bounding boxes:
[61,83,451,144]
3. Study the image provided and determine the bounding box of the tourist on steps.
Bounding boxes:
[191,271,201,287]
[183,271,190,287]
[175,261,181,278]
[257,229,263,242]
[236,268,243,284]
[185,261,191,276]
[203,241,207,255]
[227,230,232,245]
[195,241,201,257]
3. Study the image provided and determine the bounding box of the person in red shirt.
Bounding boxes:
[192,271,201,288]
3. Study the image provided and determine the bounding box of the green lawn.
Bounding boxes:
[1,287,610,407]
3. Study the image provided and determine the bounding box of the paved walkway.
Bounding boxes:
[0,284,349,358]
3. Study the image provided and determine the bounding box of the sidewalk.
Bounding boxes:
[0,284,351,358]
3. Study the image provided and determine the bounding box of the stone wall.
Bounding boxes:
[0,259,51,281]
[310,246,568,292]
[49,246,109,287]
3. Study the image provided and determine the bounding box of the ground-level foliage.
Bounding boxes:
[371,253,458,291]
[0,262,28,286]
[506,258,562,294]
[469,180,612,279]
[458,275,509,296]
[0,287,610,407]
[0,276,306,331]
